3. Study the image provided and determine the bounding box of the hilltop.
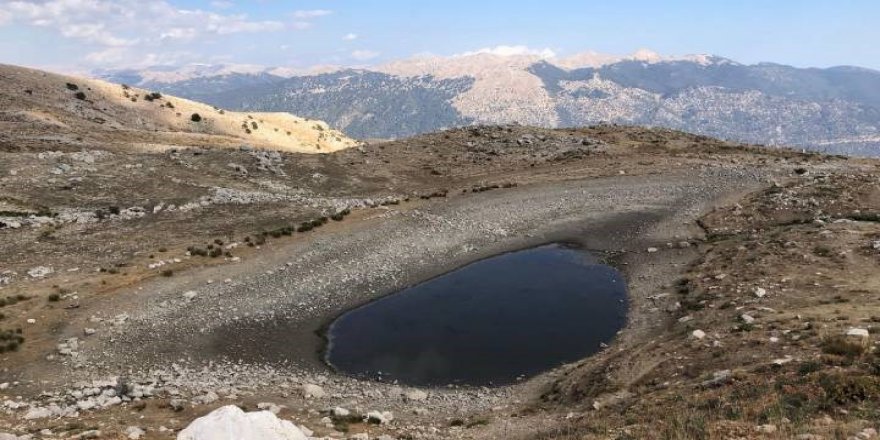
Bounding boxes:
[0,64,357,154]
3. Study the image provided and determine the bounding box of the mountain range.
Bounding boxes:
[96,50,880,155]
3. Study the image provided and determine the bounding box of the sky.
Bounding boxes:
[0,0,877,73]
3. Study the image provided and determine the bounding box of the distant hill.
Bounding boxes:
[97,52,880,155]
[1,64,358,154]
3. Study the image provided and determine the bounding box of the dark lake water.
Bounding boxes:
[325,244,628,386]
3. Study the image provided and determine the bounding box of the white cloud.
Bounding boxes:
[0,0,288,68]
[458,45,557,59]
[343,33,358,41]
[351,50,380,61]
[293,9,333,19]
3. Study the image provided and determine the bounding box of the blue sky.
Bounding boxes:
[0,0,876,72]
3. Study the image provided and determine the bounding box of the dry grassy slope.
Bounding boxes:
[0,64,357,153]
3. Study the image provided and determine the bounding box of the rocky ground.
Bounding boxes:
[1,122,876,439]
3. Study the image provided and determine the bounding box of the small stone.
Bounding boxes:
[182,291,197,300]
[256,402,282,414]
[756,424,777,434]
[691,329,706,340]
[646,247,659,253]
[858,428,877,439]
[365,410,393,425]
[846,328,869,338]
[24,406,52,419]
[125,426,145,440]
[403,389,428,402]
[754,287,767,298]
[740,314,755,324]
[301,384,325,399]
[331,407,350,417]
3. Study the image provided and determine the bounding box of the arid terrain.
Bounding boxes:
[1,65,879,440]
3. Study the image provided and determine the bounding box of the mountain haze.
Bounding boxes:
[97,51,880,155]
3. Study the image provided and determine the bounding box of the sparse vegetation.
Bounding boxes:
[0,328,24,353]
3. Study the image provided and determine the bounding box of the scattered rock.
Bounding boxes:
[691,329,707,340]
[365,410,393,425]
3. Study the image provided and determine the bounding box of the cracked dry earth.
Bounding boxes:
[1,125,877,439]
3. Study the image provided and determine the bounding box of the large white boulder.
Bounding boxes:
[177,405,308,440]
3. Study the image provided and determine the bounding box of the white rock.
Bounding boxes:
[331,407,350,417]
[27,266,53,278]
[691,330,706,340]
[756,424,777,434]
[646,247,659,253]
[182,291,198,300]
[177,405,307,440]
[740,314,755,324]
[857,428,877,439]
[126,426,145,440]
[365,411,393,425]
[24,406,52,420]
[404,390,428,402]
[301,384,325,399]
[194,392,219,405]
[846,328,869,338]
[754,287,767,298]
[256,402,282,414]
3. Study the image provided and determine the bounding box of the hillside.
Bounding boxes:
[1,63,879,440]
[108,52,880,155]
[0,64,357,154]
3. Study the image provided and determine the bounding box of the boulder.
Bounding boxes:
[177,405,308,440]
